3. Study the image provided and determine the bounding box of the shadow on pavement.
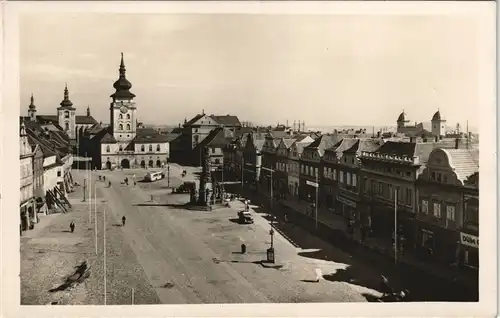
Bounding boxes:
[322,267,390,294]
[112,223,123,227]
[228,218,241,224]
[300,279,320,283]
[49,261,91,293]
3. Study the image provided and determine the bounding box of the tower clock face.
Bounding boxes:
[120,106,127,114]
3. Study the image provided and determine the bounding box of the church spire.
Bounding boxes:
[29,93,36,110]
[111,52,135,100]
[59,83,74,108]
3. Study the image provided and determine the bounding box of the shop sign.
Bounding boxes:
[306,180,319,188]
[337,196,357,208]
[460,232,479,248]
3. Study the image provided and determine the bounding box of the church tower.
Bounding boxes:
[57,84,76,139]
[396,110,409,133]
[110,53,137,142]
[28,93,37,122]
[431,110,446,138]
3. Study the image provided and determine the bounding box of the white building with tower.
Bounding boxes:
[80,53,171,169]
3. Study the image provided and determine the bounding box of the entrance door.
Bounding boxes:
[148,160,154,168]
[121,159,130,169]
[156,160,161,168]
[140,160,146,168]
[106,161,112,170]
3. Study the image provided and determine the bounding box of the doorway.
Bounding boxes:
[121,159,130,169]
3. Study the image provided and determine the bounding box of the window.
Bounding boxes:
[65,123,69,131]
[212,148,216,154]
[308,166,312,176]
[156,144,161,152]
[126,124,131,130]
[106,145,110,152]
[314,168,318,177]
[339,171,344,183]
[141,145,145,152]
[57,170,61,177]
[214,159,220,164]
[352,173,357,187]
[431,172,436,180]
[406,171,411,177]
[443,175,448,183]
[64,111,69,119]
[436,173,442,182]
[149,145,153,152]
[333,169,337,180]
[119,124,123,130]
[346,172,351,185]
[119,114,123,119]
[433,202,441,218]
[388,184,393,199]
[446,205,455,221]
[406,188,412,205]
[119,145,123,151]
[126,114,130,119]
[378,182,383,195]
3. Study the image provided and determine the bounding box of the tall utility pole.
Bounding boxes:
[315,172,319,230]
[394,188,398,265]
[89,159,92,223]
[261,166,275,209]
[103,206,107,305]
[94,183,97,255]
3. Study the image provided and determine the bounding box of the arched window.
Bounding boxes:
[126,124,131,130]
[119,124,123,130]
[141,145,145,152]
[149,145,153,152]
[126,114,130,119]
[156,144,160,151]
[119,114,123,119]
[64,111,69,119]
[106,145,110,152]
[119,145,123,151]
[65,123,69,131]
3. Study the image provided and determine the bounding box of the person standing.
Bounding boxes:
[69,221,75,233]
[122,216,126,227]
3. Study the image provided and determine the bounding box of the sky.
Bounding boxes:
[19,12,491,130]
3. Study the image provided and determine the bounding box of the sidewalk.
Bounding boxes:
[239,187,478,293]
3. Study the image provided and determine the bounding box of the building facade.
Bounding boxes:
[20,122,36,232]
[77,54,170,169]
[415,148,479,269]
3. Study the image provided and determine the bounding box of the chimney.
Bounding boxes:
[293,120,296,131]
[455,138,460,149]
[377,131,381,138]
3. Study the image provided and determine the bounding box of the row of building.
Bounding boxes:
[215,125,479,271]
[19,114,76,233]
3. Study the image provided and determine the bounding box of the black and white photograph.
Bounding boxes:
[1,1,497,317]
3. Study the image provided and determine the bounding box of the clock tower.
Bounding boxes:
[110,52,137,143]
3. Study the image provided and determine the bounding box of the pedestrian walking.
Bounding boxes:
[108,181,112,187]
[122,216,126,226]
[69,221,75,233]
[134,181,137,186]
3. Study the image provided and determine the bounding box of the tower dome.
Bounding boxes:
[111,53,136,100]
[431,110,443,121]
[397,111,408,123]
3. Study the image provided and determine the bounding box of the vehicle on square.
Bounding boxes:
[145,171,164,182]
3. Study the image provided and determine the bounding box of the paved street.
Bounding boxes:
[21,166,386,304]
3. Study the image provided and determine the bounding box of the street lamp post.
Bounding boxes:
[261,166,275,210]
[270,228,274,249]
[167,164,170,188]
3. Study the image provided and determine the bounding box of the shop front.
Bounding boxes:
[458,231,479,269]
[337,194,359,221]
[415,221,458,265]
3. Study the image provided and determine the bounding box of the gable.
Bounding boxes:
[191,115,218,126]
